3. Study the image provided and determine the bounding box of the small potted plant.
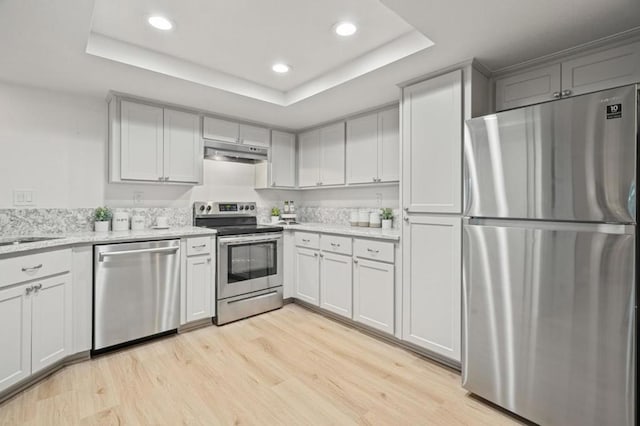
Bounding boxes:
[381,208,394,229]
[94,206,112,232]
[271,207,281,224]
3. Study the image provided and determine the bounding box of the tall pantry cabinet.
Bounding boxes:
[400,64,490,365]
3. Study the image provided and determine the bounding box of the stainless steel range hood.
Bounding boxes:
[204,140,268,164]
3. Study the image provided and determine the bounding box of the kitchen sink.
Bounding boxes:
[0,236,62,246]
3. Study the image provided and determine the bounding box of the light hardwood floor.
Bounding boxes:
[0,304,522,425]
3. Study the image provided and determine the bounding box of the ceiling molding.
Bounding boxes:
[86,29,433,107]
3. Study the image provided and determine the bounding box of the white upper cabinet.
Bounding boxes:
[346,107,399,185]
[163,108,202,184]
[271,130,296,188]
[495,64,562,111]
[120,101,164,182]
[203,116,270,147]
[298,129,321,187]
[402,215,461,362]
[495,40,640,111]
[110,98,202,185]
[319,122,346,186]
[346,113,378,184]
[561,41,640,97]
[402,70,462,214]
[239,124,270,147]
[378,107,400,182]
[202,116,239,143]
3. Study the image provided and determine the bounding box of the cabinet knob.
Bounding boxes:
[207,258,212,263]
[353,259,358,264]
[552,91,561,98]
[319,253,324,258]
[25,286,33,295]
[314,252,318,257]
[271,182,276,187]
[561,89,572,97]
[404,217,410,222]
[372,177,376,182]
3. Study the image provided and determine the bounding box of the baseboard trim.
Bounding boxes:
[292,299,462,372]
[0,351,90,405]
[178,317,214,333]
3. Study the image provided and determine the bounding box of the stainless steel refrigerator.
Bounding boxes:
[462,85,637,426]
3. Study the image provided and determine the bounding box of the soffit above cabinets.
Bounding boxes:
[86,0,434,106]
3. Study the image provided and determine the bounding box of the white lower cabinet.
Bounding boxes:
[0,283,31,392]
[319,252,352,318]
[182,237,215,325]
[294,246,320,305]
[185,256,212,323]
[402,215,461,362]
[0,268,72,393]
[353,257,395,334]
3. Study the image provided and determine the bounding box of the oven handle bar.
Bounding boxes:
[218,233,283,246]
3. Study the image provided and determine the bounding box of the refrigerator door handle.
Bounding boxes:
[464,217,635,235]
[627,181,636,221]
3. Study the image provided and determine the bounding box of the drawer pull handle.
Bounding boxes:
[302,239,311,243]
[367,248,380,254]
[22,264,43,272]
[192,244,207,249]
[330,243,340,247]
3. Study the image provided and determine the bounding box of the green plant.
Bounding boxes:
[94,206,113,222]
[271,207,281,217]
[381,208,394,220]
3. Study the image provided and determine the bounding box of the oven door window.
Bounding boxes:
[227,241,277,283]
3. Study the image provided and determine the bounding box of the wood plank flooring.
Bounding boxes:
[0,304,522,425]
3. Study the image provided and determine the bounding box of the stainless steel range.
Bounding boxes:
[194,201,284,325]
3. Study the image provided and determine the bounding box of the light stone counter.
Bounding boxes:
[272,222,400,241]
[0,226,216,257]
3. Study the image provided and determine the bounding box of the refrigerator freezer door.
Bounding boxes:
[464,85,637,223]
[462,219,636,426]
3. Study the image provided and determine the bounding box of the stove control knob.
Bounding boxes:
[206,205,212,212]
[199,205,205,212]
[239,205,244,211]
[250,205,255,210]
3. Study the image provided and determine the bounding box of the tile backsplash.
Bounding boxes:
[295,206,401,228]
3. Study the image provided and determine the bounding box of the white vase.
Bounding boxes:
[271,216,280,224]
[381,219,392,230]
[94,220,110,232]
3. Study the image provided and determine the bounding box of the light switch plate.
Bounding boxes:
[13,189,36,206]
[133,191,143,204]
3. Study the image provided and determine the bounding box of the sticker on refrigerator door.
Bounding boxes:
[606,104,622,119]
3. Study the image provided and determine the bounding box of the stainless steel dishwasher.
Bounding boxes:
[93,239,180,352]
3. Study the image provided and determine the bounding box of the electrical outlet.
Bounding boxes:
[13,190,35,206]
[133,191,143,204]
[376,192,383,206]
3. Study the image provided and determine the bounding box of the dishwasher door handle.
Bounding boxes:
[99,246,179,261]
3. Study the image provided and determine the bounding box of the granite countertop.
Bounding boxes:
[0,226,216,256]
[272,222,401,241]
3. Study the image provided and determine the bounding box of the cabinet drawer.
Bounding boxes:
[186,236,211,256]
[320,235,352,255]
[354,239,394,263]
[295,232,319,249]
[0,249,71,288]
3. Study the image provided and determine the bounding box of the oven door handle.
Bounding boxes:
[218,233,282,246]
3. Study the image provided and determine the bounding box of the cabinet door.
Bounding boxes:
[320,252,352,318]
[346,114,378,184]
[31,273,72,374]
[271,130,296,187]
[239,124,270,147]
[298,129,320,187]
[120,101,164,182]
[163,109,202,184]
[561,41,640,97]
[378,107,400,182]
[402,215,461,362]
[319,122,346,186]
[202,116,239,143]
[294,247,320,305]
[353,258,394,334]
[0,284,31,393]
[402,70,462,214]
[495,64,561,111]
[186,256,212,323]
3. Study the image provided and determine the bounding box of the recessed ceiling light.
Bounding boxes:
[148,16,173,31]
[272,63,290,74]
[334,21,357,37]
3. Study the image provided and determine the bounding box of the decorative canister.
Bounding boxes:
[358,209,370,227]
[112,211,129,231]
[350,211,359,227]
[131,214,145,231]
[369,211,381,228]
